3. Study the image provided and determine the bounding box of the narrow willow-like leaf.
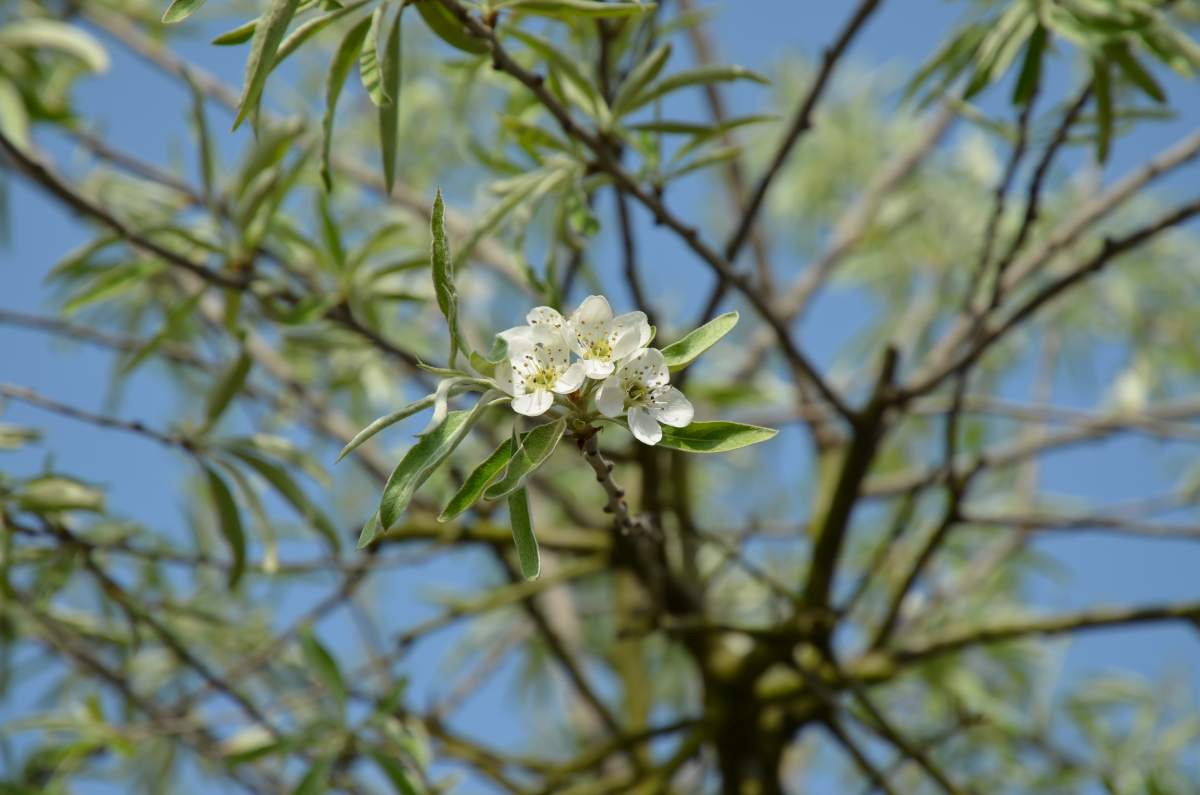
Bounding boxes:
[505,28,605,119]
[321,15,371,191]
[612,41,671,116]
[414,0,488,54]
[162,0,207,24]
[16,475,105,513]
[439,438,514,521]
[359,5,390,107]
[622,65,768,116]
[233,0,301,130]
[203,465,246,588]
[212,19,257,45]
[276,1,370,65]
[292,759,333,795]
[357,512,382,549]
[62,261,162,315]
[337,393,440,462]
[431,189,462,368]
[484,418,565,500]
[501,0,654,18]
[1011,24,1046,105]
[371,753,420,795]
[1109,42,1166,103]
[375,397,492,534]
[204,348,252,429]
[379,6,403,194]
[507,487,540,579]
[0,424,41,451]
[299,626,347,709]
[661,311,738,371]
[0,79,29,148]
[654,421,777,454]
[0,20,110,73]
[228,449,341,552]
[1094,56,1114,163]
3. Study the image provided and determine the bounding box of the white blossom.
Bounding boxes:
[596,348,693,445]
[563,295,652,379]
[495,324,586,417]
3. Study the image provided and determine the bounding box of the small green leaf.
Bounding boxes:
[233,0,301,130]
[484,418,565,500]
[661,311,738,371]
[500,0,654,19]
[612,42,671,116]
[16,475,104,513]
[357,512,382,548]
[371,753,420,795]
[0,424,41,451]
[228,449,341,552]
[337,393,445,462]
[203,349,252,430]
[1011,25,1046,105]
[1093,56,1114,163]
[360,5,391,107]
[0,20,110,73]
[1108,42,1167,103]
[654,421,777,454]
[321,15,372,191]
[162,0,207,24]
[621,65,768,116]
[379,6,404,194]
[212,19,258,45]
[0,79,29,149]
[375,398,492,534]
[299,625,347,709]
[291,759,333,795]
[431,189,464,368]
[203,465,246,588]
[439,438,515,521]
[276,1,370,64]
[507,487,540,580]
[414,0,488,54]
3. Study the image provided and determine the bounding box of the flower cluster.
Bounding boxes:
[494,295,693,445]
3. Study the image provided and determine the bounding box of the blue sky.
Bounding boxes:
[2,1,1200,791]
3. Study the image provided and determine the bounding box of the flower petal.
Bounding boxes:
[573,294,612,326]
[647,387,693,428]
[628,406,662,445]
[512,390,553,417]
[498,325,537,352]
[596,376,625,418]
[584,358,615,379]
[619,348,669,389]
[553,361,587,394]
[609,325,644,361]
[526,306,567,332]
[495,359,516,396]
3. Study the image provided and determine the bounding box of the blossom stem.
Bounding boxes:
[579,431,645,534]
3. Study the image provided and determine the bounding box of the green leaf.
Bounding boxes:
[507,487,540,580]
[0,20,110,73]
[276,1,371,65]
[499,0,654,19]
[203,465,246,588]
[375,398,492,536]
[321,15,372,191]
[162,0,207,24]
[0,79,29,150]
[16,475,104,513]
[622,65,768,116]
[299,625,347,709]
[612,42,671,116]
[505,28,605,120]
[414,0,488,55]
[1108,42,1167,103]
[203,349,252,430]
[661,311,738,371]
[360,5,391,107]
[357,512,382,548]
[371,753,420,795]
[439,438,515,521]
[379,6,404,194]
[654,421,777,454]
[292,759,333,795]
[1011,24,1046,106]
[337,392,454,462]
[431,189,464,368]
[483,418,565,500]
[212,19,257,45]
[0,424,41,451]
[61,261,162,315]
[227,449,341,552]
[1093,56,1114,163]
[233,0,301,130]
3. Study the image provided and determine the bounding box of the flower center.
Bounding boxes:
[587,339,612,360]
